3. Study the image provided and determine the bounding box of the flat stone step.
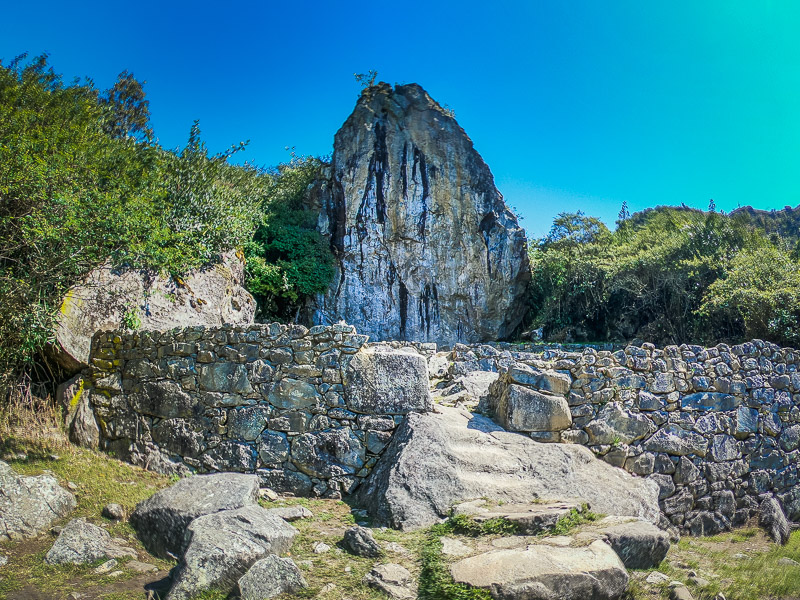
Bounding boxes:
[453,499,585,535]
[450,539,628,600]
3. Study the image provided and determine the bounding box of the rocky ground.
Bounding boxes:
[1,391,799,600]
[0,433,798,600]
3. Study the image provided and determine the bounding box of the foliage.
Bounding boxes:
[354,70,379,89]
[244,156,336,321]
[528,205,799,345]
[0,53,264,396]
[550,506,600,536]
[418,523,492,600]
[443,513,518,537]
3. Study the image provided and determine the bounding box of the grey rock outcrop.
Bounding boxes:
[759,496,790,545]
[45,518,136,565]
[592,516,671,569]
[363,563,416,599]
[52,251,255,370]
[354,407,661,530]
[342,525,382,557]
[167,505,298,600]
[238,555,308,599]
[310,83,530,344]
[344,346,432,414]
[450,540,628,600]
[0,460,76,541]
[129,472,260,558]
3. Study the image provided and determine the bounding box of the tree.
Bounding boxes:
[100,70,152,140]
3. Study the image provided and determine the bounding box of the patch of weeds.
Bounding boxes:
[550,505,600,536]
[443,514,518,537]
[418,524,491,600]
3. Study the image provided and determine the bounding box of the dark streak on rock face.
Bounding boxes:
[310,83,530,343]
[412,146,429,238]
[479,212,498,276]
[399,279,409,339]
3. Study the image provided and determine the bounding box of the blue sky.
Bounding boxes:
[2,1,798,238]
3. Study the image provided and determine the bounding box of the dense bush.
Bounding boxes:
[244,156,336,321]
[0,54,265,394]
[529,206,800,346]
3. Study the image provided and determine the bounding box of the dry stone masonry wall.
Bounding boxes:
[83,323,432,498]
[467,340,800,534]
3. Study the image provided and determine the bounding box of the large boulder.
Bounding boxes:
[588,516,671,569]
[166,505,298,600]
[52,251,255,371]
[449,540,629,600]
[344,346,432,414]
[759,496,791,545]
[353,407,661,530]
[45,518,136,565]
[0,461,76,541]
[309,83,530,344]
[129,472,260,558]
[238,555,308,600]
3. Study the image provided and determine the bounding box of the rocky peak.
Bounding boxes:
[311,83,530,344]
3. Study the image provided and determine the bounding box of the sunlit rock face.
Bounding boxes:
[311,83,530,344]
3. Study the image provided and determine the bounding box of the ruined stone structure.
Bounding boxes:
[81,323,432,498]
[310,83,530,344]
[445,340,800,534]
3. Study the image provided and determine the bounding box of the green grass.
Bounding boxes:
[550,505,601,536]
[0,432,174,598]
[417,529,491,600]
[626,528,800,600]
[443,514,518,537]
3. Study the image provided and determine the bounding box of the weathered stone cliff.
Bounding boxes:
[311,83,530,344]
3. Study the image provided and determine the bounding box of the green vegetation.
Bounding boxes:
[529,206,800,346]
[550,505,600,535]
[441,513,518,537]
[419,515,492,600]
[244,155,336,321]
[626,528,800,600]
[0,53,336,400]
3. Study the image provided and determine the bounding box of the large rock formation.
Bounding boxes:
[311,83,530,344]
[52,251,255,371]
[354,407,661,530]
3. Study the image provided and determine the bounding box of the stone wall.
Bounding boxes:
[477,340,800,534]
[83,323,432,498]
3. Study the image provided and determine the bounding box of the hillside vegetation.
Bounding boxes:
[528,206,800,346]
[0,54,332,400]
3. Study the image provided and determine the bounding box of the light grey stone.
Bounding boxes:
[309,83,529,344]
[759,496,790,545]
[495,383,572,432]
[342,526,382,557]
[363,563,416,599]
[344,347,432,414]
[53,251,254,370]
[595,516,671,569]
[354,407,660,530]
[450,540,628,600]
[167,505,298,600]
[0,461,76,541]
[238,555,307,600]
[291,428,366,478]
[644,425,708,457]
[585,402,654,444]
[45,518,136,565]
[129,472,259,558]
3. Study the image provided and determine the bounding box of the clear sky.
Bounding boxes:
[2,1,798,238]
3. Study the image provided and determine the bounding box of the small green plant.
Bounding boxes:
[550,505,600,536]
[418,524,492,600]
[444,513,518,537]
[121,305,141,330]
[611,435,622,447]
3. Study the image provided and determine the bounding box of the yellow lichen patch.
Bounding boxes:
[68,379,85,410]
